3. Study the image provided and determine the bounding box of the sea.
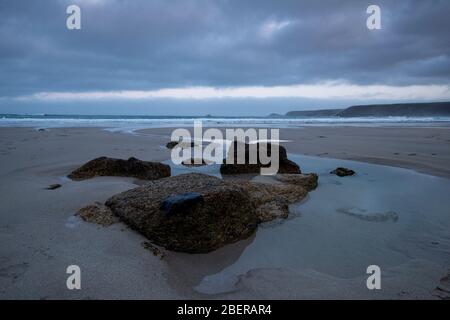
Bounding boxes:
[1,114,450,133]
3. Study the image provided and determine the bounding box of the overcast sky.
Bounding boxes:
[0,0,449,115]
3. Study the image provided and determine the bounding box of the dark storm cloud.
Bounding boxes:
[0,0,449,97]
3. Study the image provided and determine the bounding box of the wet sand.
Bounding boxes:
[0,126,449,299]
[141,125,450,178]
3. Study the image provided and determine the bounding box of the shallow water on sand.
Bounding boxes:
[167,155,450,295]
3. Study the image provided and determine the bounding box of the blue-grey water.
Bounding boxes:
[168,154,450,294]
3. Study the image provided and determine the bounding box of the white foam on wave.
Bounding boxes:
[1,115,450,132]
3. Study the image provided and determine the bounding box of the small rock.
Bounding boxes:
[46,184,61,190]
[76,202,117,226]
[166,141,179,149]
[330,167,355,177]
[141,241,165,259]
[166,141,195,149]
[182,158,210,167]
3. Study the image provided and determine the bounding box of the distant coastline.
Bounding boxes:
[286,101,450,117]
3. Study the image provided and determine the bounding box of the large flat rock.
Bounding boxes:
[104,172,318,253]
[105,173,258,253]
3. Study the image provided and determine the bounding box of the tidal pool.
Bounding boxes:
[167,154,450,295]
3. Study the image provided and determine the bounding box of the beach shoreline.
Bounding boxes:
[0,125,449,299]
[137,125,450,179]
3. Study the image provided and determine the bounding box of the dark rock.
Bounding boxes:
[182,158,210,167]
[105,172,318,252]
[160,192,204,217]
[330,167,355,177]
[166,141,195,149]
[277,159,301,174]
[46,184,61,190]
[106,173,258,253]
[166,141,179,149]
[220,141,301,175]
[68,156,171,181]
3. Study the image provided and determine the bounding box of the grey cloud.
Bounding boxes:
[0,0,449,98]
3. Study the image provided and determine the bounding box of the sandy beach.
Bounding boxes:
[0,125,449,299]
[142,125,450,178]
[2,0,450,307]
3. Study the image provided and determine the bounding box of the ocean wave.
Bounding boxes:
[1,114,450,131]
